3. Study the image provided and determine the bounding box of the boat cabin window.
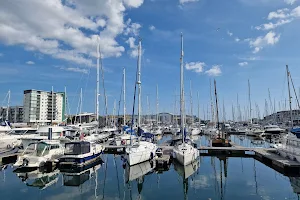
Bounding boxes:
[50,144,60,150]
[36,142,50,156]
[65,142,90,155]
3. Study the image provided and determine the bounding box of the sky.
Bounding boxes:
[1,0,300,120]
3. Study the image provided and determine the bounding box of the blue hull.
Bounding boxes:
[59,151,103,168]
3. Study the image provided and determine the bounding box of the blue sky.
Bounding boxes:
[0,0,300,120]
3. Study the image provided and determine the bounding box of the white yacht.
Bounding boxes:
[150,126,163,135]
[125,133,157,166]
[190,127,201,135]
[173,33,199,166]
[0,120,11,134]
[0,127,37,149]
[14,140,64,169]
[263,125,285,135]
[124,39,157,166]
[59,141,103,168]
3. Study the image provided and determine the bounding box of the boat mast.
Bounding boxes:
[51,86,54,125]
[248,79,252,124]
[156,84,159,126]
[137,39,142,127]
[210,80,215,124]
[123,67,126,126]
[214,80,220,138]
[197,91,200,125]
[190,80,193,124]
[286,65,293,128]
[6,90,10,121]
[96,37,100,130]
[180,33,185,144]
[80,88,82,124]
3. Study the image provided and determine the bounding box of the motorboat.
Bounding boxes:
[0,127,37,149]
[277,132,300,162]
[0,120,11,134]
[263,125,285,135]
[14,140,64,169]
[59,141,103,168]
[15,168,59,190]
[124,133,157,166]
[21,126,78,148]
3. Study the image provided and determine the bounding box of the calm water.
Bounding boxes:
[0,135,299,200]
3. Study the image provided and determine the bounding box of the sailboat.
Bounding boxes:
[0,90,11,134]
[172,33,199,166]
[277,65,300,162]
[124,39,157,166]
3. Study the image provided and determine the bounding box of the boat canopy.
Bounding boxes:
[65,142,91,155]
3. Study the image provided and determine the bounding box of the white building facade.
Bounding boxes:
[23,89,65,124]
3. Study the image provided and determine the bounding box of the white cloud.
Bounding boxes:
[255,19,292,30]
[63,67,88,74]
[238,62,248,66]
[249,31,280,53]
[185,62,205,73]
[123,0,144,8]
[179,0,199,4]
[284,0,297,5]
[268,8,290,20]
[0,0,144,66]
[227,30,233,37]
[235,38,240,42]
[126,37,139,58]
[149,25,156,31]
[124,19,142,36]
[205,65,222,76]
[26,61,35,65]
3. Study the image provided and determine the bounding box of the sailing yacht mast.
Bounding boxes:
[190,81,193,124]
[156,84,159,126]
[214,80,220,137]
[96,37,100,129]
[197,92,200,125]
[210,80,215,124]
[123,67,126,126]
[180,33,185,144]
[286,65,293,128]
[80,88,82,124]
[6,90,10,121]
[248,79,252,124]
[137,39,142,127]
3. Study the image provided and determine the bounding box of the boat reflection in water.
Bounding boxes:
[173,159,200,200]
[15,168,60,190]
[125,160,156,199]
[61,159,103,186]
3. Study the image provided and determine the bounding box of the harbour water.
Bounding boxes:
[0,135,299,200]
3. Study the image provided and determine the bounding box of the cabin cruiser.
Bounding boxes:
[21,126,78,148]
[0,127,37,149]
[14,140,64,169]
[263,125,285,135]
[0,120,11,134]
[59,141,103,168]
[124,133,157,166]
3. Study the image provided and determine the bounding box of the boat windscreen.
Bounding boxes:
[36,143,49,156]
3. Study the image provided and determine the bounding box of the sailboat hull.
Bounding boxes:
[173,143,199,166]
[125,141,157,166]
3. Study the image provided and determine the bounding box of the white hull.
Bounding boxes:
[173,143,199,166]
[125,141,157,166]
[190,128,201,135]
